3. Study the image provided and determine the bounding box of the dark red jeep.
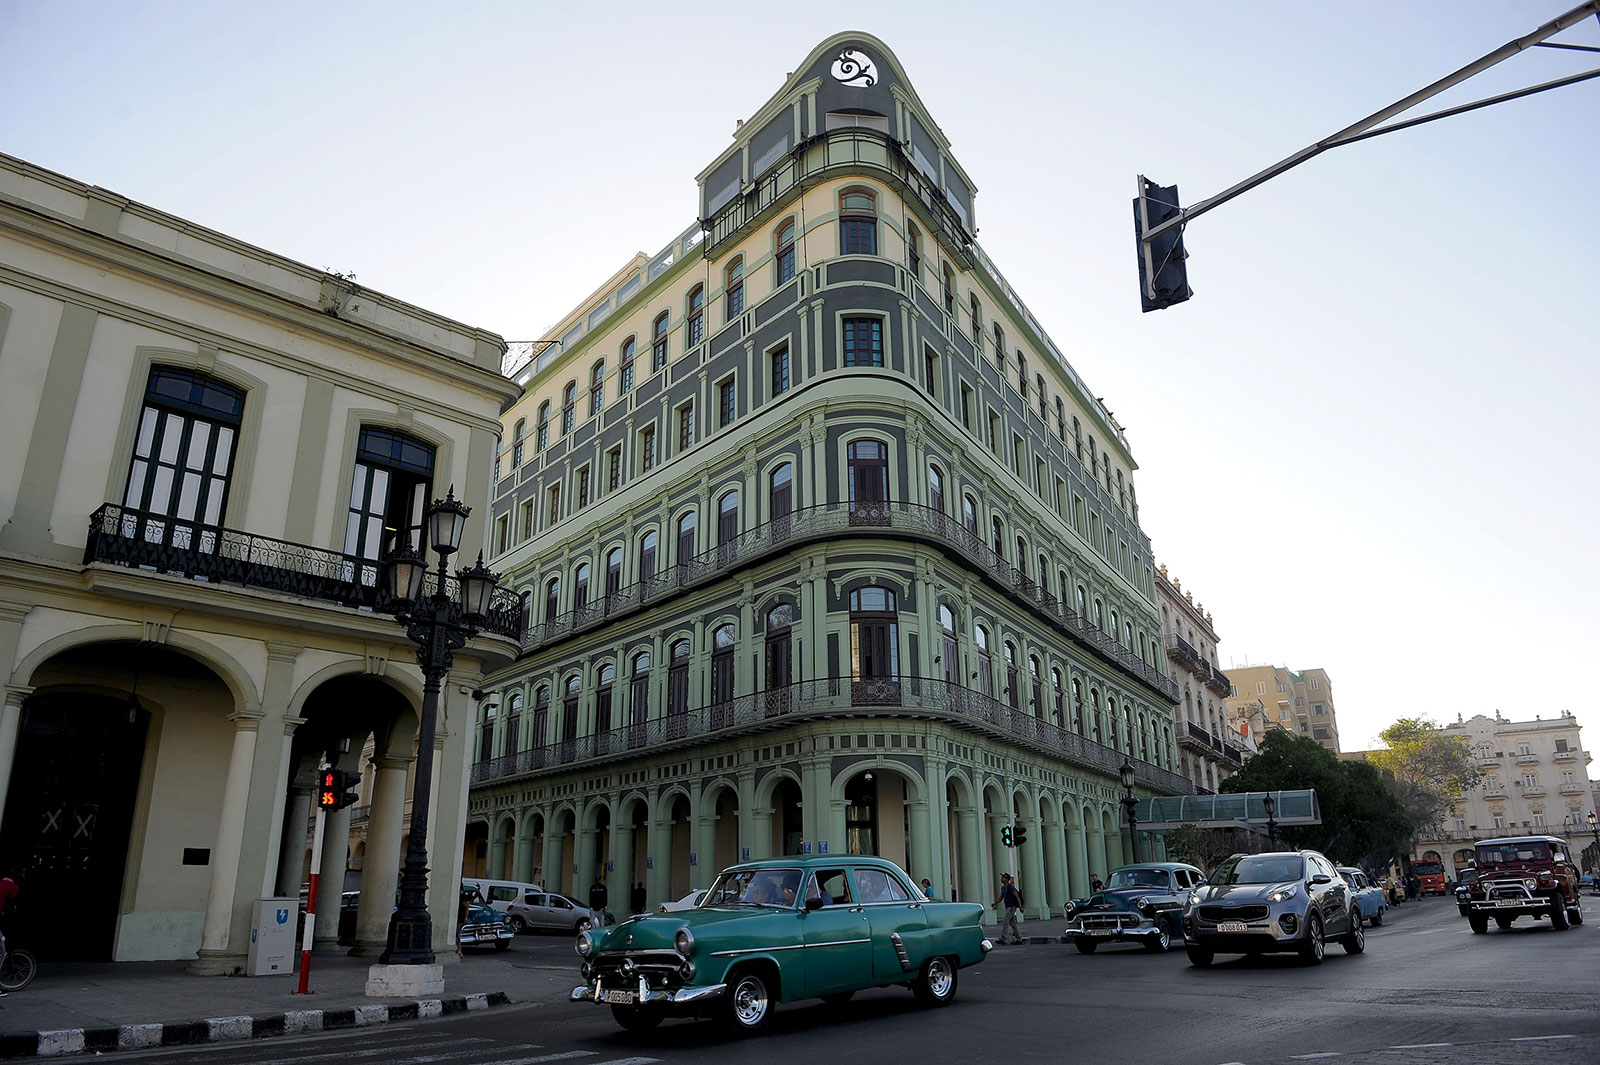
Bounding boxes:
[1464,835,1583,934]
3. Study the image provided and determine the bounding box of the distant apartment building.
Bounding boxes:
[1155,566,1241,792]
[1417,711,1594,878]
[1224,665,1341,754]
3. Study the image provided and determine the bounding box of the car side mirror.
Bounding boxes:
[1311,874,1332,885]
[806,896,824,911]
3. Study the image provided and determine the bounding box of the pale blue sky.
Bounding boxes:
[4,1,1597,763]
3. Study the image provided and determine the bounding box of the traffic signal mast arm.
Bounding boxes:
[1137,1,1600,302]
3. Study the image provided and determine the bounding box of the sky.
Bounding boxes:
[4,0,1597,759]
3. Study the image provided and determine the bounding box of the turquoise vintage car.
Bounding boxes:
[572,856,992,1034]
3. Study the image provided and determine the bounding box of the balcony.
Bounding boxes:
[1178,720,1213,754]
[1559,784,1585,795]
[471,675,1194,797]
[1479,755,1503,767]
[1520,785,1546,798]
[1164,634,1204,672]
[704,128,975,267]
[526,499,1180,703]
[1204,665,1233,699]
[1515,754,1541,765]
[85,503,524,640]
[1552,750,1580,763]
[1222,744,1244,766]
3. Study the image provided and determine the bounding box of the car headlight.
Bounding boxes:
[575,931,594,958]
[1133,897,1152,914]
[1265,885,1299,904]
[674,927,695,957]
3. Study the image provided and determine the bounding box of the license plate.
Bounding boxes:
[1495,900,1521,908]
[1216,922,1249,933]
[1090,929,1112,936]
[602,990,636,1005]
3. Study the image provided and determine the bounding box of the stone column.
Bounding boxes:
[1066,814,1088,901]
[1022,809,1047,917]
[489,825,509,881]
[612,820,636,913]
[312,797,354,951]
[1043,811,1068,916]
[350,754,410,956]
[274,783,314,897]
[905,798,934,891]
[1085,817,1105,887]
[576,814,600,905]
[646,810,673,905]
[188,712,263,974]
[956,805,982,906]
[0,686,34,820]
[513,812,536,884]
[987,810,1010,920]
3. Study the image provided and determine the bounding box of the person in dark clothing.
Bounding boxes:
[631,882,646,915]
[589,877,609,927]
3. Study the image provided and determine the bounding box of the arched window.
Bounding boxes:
[1003,641,1019,710]
[725,257,745,320]
[1073,416,1083,459]
[561,674,581,744]
[667,639,690,722]
[991,516,1004,557]
[963,495,977,533]
[536,400,551,449]
[1016,536,1028,579]
[544,576,560,621]
[595,664,615,735]
[511,419,526,467]
[765,603,794,702]
[588,360,605,416]
[974,624,992,696]
[1090,687,1103,742]
[970,293,983,350]
[849,587,899,691]
[775,219,797,284]
[561,381,577,433]
[1036,374,1047,419]
[711,623,737,711]
[992,322,1004,364]
[941,262,955,315]
[639,529,658,583]
[1029,655,1043,717]
[847,439,888,505]
[125,366,246,539]
[604,547,622,597]
[686,285,706,347]
[1051,667,1064,724]
[676,511,696,574]
[769,463,794,525]
[618,336,638,394]
[938,604,958,685]
[927,464,944,513]
[1071,677,1083,732]
[1111,610,1121,644]
[651,311,670,371]
[907,220,922,278]
[1093,598,1105,631]
[533,684,550,747]
[477,695,496,763]
[838,188,878,255]
[573,561,590,612]
[1017,353,1029,398]
[717,489,740,553]
[1107,696,1120,751]
[1054,396,1065,440]
[629,651,651,740]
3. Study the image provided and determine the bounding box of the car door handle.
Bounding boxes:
[909,903,922,909]
[849,906,864,913]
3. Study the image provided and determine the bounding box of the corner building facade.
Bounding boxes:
[472,35,1190,919]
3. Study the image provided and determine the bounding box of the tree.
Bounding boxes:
[1166,824,1249,874]
[1221,731,1412,868]
[1367,717,1483,834]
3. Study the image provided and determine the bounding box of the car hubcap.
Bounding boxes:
[928,958,953,997]
[1312,921,1323,958]
[734,977,768,1025]
[1157,928,1170,949]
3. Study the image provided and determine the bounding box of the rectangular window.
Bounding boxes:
[607,446,622,491]
[840,217,877,255]
[1011,434,1024,475]
[546,484,560,525]
[641,426,658,471]
[678,403,695,450]
[960,384,973,431]
[842,317,883,367]
[1035,458,1047,496]
[770,346,790,397]
[1072,494,1085,534]
[520,499,535,541]
[776,242,796,285]
[922,347,937,396]
[726,265,744,320]
[987,411,1000,452]
[718,377,736,427]
[495,514,509,555]
[576,467,590,508]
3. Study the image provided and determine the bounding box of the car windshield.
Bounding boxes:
[1107,868,1168,889]
[706,868,802,908]
[1212,855,1305,885]
[1477,842,1550,866]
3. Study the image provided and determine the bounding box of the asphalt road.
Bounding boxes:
[114,897,1599,1065]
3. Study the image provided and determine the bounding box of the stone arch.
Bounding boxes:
[753,766,802,810]
[827,758,928,805]
[13,624,258,712]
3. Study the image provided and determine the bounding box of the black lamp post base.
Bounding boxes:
[378,910,436,966]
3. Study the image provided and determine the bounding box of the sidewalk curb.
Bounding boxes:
[0,991,510,1059]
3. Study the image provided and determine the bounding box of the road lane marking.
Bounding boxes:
[1392,1044,1452,1049]
[406,1047,548,1064]
[1290,1055,1343,1060]
[247,1039,491,1065]
[1510,1035,1575,1041]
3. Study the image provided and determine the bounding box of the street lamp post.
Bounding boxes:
[1119,759,1141,864]
[1587,812,1599,878]
[1263,793,1279,851]
[379,488,500,966]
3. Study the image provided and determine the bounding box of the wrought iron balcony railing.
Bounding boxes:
[85,503,524,640]
[704,128,975,266]
[471,675,1193,796]
[525,499,1178,702]
[1164,634,1204,671]
[1179,720,1214,752]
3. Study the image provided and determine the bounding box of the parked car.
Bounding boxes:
[505,890,599,935]
[1462,835,1583,933]
[1183,850,1365,966]
[658,888,710,913]
[457,894,514,951]
[1454,869,1479,916]
[572,856,992,1034]
[1337,867,1387,927]
[460,877,544,918]
[1062,862,1204,953]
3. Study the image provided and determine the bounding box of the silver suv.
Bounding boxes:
[1183,850,1365,966]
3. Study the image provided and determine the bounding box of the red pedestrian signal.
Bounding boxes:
[317,768,359,811]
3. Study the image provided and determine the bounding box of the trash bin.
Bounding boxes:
[247,897,298,976]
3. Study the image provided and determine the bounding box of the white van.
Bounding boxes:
[460,877,543,917]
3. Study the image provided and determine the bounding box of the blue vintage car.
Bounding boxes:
[1062,862,1204,953]
[572,856,991,1034]
[457,895,514,951]
[1337,867,1388,926]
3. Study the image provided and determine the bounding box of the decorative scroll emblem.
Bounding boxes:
[831,48,877,87]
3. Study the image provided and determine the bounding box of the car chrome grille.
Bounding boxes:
[1198,905,1268,922]
[591,950,685,979]
[1078,913,1134,931]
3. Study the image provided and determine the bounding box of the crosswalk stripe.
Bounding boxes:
[247,1038,489,1065]
[403,1047,548,1065]
[484,1054,596,1065]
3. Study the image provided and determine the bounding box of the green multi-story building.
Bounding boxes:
[469,33,1190,919]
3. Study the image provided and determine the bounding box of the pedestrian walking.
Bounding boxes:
[1090,872,1105,893]
[992,872,1024,944]
[631,882,646,915]
[589,876,609,927]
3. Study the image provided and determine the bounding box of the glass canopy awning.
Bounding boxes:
[1132,790,1321,831]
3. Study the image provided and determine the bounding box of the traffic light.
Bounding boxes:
[317,768,360,811]
[1012,822,1029,848]
[1000,824,1014,848]
[1134,176,1192,312]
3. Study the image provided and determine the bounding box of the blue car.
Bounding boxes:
[1337,867,1387,927]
